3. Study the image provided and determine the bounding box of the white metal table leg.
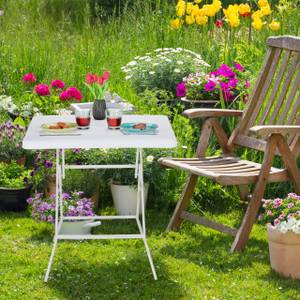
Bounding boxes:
[137,148,157,280]
[44,237,58,282]
[44,149,61,282]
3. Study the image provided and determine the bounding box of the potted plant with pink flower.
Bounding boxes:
[85,70,110,120]
[17,73,82,119]
[27,191,97,235]
[177,62,250,109]
[259,193,300,279]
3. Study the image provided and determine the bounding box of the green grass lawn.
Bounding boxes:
[1,210,300,300]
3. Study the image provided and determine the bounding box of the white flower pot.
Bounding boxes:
[110,183,149,215]
[60,220,93,235]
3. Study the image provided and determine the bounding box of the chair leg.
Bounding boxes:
[230,185,265,252]
[230,135,277,252]
[167,174,198,231]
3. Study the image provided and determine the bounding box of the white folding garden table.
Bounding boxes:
[22,114,177,282]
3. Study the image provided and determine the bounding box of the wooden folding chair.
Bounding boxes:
[159,36,300,252]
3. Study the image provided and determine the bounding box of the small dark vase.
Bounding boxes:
[93,99,106,120]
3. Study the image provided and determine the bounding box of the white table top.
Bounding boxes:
[22,115,177,150]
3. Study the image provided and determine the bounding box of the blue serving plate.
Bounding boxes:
[120,123,158,135]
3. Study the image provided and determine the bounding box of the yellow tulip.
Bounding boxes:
[227,14,240,28]
[252,17,263,30]
[269,20,280,31]
[251,10,263,19]
[185,15,195,25]
[212,0,222,11]
[186,3,194,15]
[258,0,269,7]
[261,4,272,16]
[176,0,186,17]
[170,18,181,29]
[195,15,208,25]
[239,3,251,17]
[223,4,239,18]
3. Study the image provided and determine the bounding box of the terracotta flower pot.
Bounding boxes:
[267,224,300,279]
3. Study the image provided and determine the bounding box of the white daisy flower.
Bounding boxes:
[174,68,181,73]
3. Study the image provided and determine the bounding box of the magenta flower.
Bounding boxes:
[233,62,245,72]
[204,80,216,92]
[216,64,235,78]
[35,84,50,96]
[59,91,70,101]
[287,202,295,209]
[22,73,36,84]
[176,82,186,97]
[51,79,65,90]
[245,79,250,89]
[65,87,83,101]
[228,78,238,88]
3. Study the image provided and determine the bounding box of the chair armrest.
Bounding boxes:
[250,125,300,138]
[183,108,243,119]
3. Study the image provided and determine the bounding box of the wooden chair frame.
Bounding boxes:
[159,36,300,252]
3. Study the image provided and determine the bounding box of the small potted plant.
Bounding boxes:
[106,151,155,215]
[259,193,300,279]
[0,161,33,211]
[85,71,110,120]
[121,47,210,103]
[0,121,27,165]
[177,62,250,109]
[27,191,96,234]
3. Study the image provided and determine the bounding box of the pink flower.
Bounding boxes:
[274,218,280,226]
[22,73,36,84]
[267,210,273,216]
[102,70,110,81]
[51,79,65,90]
[65,87,82,101]
[204,80,217,92]
[233,62,245,72]
[59,91,70,101]
[279,213,285,220]
[287,202,294,209]
[86,73,98,85]
[35,84,50,96]
[176,82,186,97]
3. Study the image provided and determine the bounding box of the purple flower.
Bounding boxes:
[233,62,244,72]
[72,148,81,153]
[23,177,29,184]
[27,197,33,204]
[176,82,186,97]
[44,160,53,169]
[204,80,216,92]
[47,215,54,223]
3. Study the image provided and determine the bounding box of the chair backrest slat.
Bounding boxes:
[285,70,300,125]
[268,52,300,125]
[259,50,291,125]
[228,36,300,156]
